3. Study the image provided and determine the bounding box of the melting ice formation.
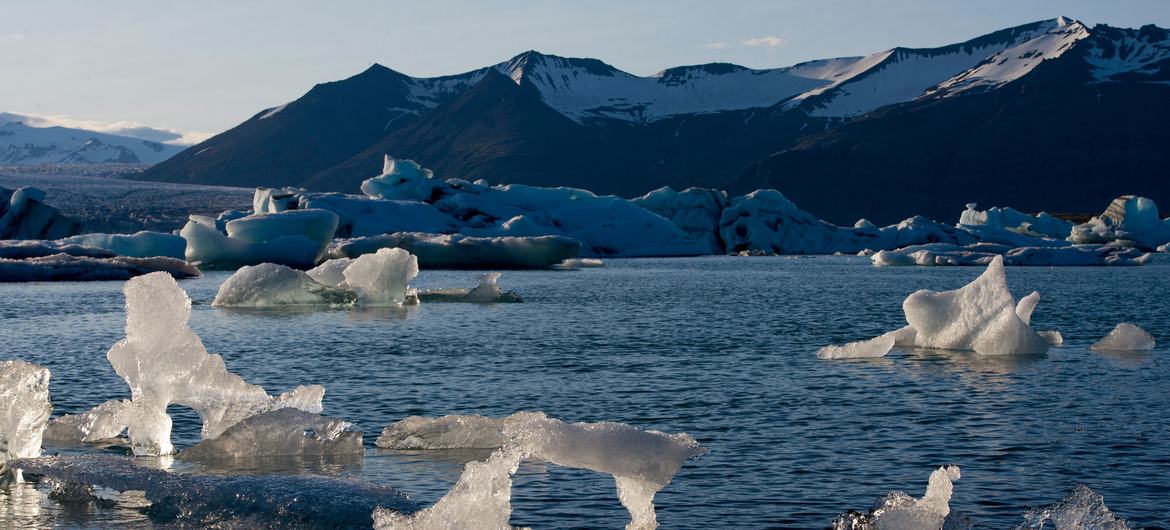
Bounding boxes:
[1068,195,1170,251]
[1090,323,1156,352]
[181,209,339,269]
[417,272,522,303]
[820,256,1053,358]
[871,242,1150,267]
[374,411,707,530]
[832,466,966,530]
[180,408,364,462]
[0,361,51,484]
[1012,484,1132,530]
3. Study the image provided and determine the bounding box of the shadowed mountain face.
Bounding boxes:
[140,19,1169,222]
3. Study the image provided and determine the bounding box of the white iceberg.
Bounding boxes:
[57,231,186,259]
[1068,195,1170,250]
[0,240,115,260]
[253,185,458,238]
[342,247,418,306]
[1090,323,1155,352]
[0,253,200,282]
[212,263,358,307]
[374,411,705,530]
[903,256,1048,355]
[1013,485,1130,530]
[817,331,897,360]
[102,272,324,455]
[833,466,965,530]
[416,272,522,303]
[959,203,1073,239]
[633,186,729,254]
[0,186,82,240]
[181,209,339,269]
[0,360,51,484]
[306,256,354,287]
[180,408,363,461]
[555,257,606,269]
[361,156,443,202]
[328,232,580,269]
[1038,330,1064,346]
[872,243,1148,267]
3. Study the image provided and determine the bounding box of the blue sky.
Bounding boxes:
[2,0,1168,142]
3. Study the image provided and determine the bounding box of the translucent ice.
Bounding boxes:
[43,400,131,443]
[105,272,323,454]
[1013,485,1130,530]
[306,257,354,287]
[1038,330,1064,346]
[903,256,1048,355]
[180,408,363,461]
[343,247,419,306]
[817,331,896,360]
[211,263,358,307]
[181,209,339,269]
[1090,323,1155,352]
[832,466,966,530]
[416,272,522,303]
[0,360,51,483]
[376,412,533,450]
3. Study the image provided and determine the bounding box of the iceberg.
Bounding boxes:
[305,256,353,287]
[417,272,522,303]
[342,247,418,306]
[1012,485,1130,530]
[1038,330,1064,346]
[328,232,580,269]
[57,231,186,259]
[832,466,966,530]
[817,331,897,360]
[180,408,363,461]
[0,186,82,240]
[102,272,324,455]
[959,203,1073,239]
[903,256,1048,355]
[871,243,1148,267]
[43,399,132,444]
[181,209,338,269]
[555,257,606,269]
[253,185,458,238]
[211,263,358,307]
[1090,323,1155,352]
[374,411,705,530]
[1068,195,1170,250]
[0,253,200,282]
[0,240,115,260]
[361,156,444,202]
[10,455,418,527]
[0,361,51,484]
[633,186,729,254]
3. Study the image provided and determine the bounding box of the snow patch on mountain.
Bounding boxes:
[930,18,1090,95]
[1084,24,1170,82]
[0,120,183,165]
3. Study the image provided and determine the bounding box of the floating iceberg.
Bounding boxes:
[342,248,419,306]
[1090,323,1155,352]
[374,411,705,530]
[832,466,967,530]
[555,257,606,269]
[817,331,897,360]
[0,361,51,484]
[417,272,521,303]
[211,263,358,307]
[0,253,200,282]
[903,256,1048,355]
[253,185,458,238]
[0,186,82,240]
[180,408,363,461]
[328,232,579,269]
[1038,330,1064,346]
[959,203,1073,239]
[633,186,729,254]
[360,156,442,202]
[10,456,418,527]
[0,240,116,260]
[872,243,1148,267]
[43,399,132,444]
[1068,195,1170,250]
[181,209,338,269]
[58,231,186,259]
[102,272,324,454]
[1013,485,1130,530]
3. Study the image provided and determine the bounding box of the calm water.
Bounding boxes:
[2,256,1169,529]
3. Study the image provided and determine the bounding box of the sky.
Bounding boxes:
[2,0,1169,143]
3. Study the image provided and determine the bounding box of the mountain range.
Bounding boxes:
[138,17,1170,224]
[0,113,184,165]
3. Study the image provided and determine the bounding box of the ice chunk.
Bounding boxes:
[632,186,729,254]
[376,413,528,450]
[0,186,83,240]
[106,272,323,455]
[1015,292,1040,325]
[57,231,186,259]
[43,399,131,443]
[1090,323,1155,352]
[832,466,966,530]
[719,190,884,255]
[306,257,354,287]
[361,156,443,202]
[11,455,418,526]
[959,203,1073,239]
[0,240,115,260]
[375,411,705,530]
[329,232,579,269]
[1013,485,1130,530]
[872,243,1147,267]
[0,253,200,282]
[343,248,419,306]
[817,331,896,360]
[417,272,522,303]
[1038,330,1064,346]
[0,361,51,484]
[181,209,339,269]
[903,256,1048,355]
[180,408,363,461]
[211,263,358,307]
[555,257,606,269]
[1068,195,1170,250]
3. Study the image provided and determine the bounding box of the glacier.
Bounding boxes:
[1090,323,1156,352]
[832,466,966,530]
[373,411,705,530]
[0,361,51,484]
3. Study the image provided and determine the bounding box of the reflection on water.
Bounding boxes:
[1094,349,1153,369]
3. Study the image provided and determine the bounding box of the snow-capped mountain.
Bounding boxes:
[142,17,1170,218]
[0,118,184,165]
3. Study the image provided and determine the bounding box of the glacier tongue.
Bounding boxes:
[0,360,51,484]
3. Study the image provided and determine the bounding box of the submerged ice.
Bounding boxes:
[0,361,51,483]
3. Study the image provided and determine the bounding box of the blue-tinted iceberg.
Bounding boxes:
[633,187,729,254]
[181,209,338,269]
[959,203,1073,239]
[328,232,579,269]
[58,231,186,259]
[0,186,82,240]
[0,253,200,282]
[1068,195,1170,250]
[871,243,1149,267]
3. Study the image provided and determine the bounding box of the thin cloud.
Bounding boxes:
[742,35,786,48]
[705,42,730,50]
[0,111,208,145]
[0,33,25,42]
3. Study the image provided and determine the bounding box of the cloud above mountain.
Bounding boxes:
[0,111,209,145]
